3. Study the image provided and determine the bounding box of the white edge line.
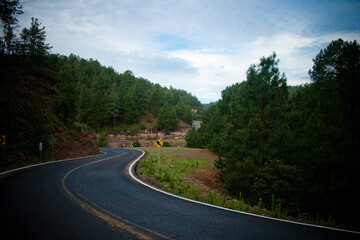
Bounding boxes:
[0,151,107,177]
[129,149,360,235]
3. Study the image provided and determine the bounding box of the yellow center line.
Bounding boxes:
[62,153,169,240]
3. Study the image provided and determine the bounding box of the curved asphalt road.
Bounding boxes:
[0,148,358,240]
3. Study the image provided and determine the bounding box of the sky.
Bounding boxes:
[18,0,360,103]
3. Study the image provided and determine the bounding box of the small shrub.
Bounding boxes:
[98,134,107,147]
[139,122,147,130]
[207,191,223,206]
[186,187,204,202]
[162,141,172,147]
[133,140,141,147]
[273,202,287,219]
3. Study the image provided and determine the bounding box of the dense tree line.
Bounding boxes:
[52,54,199,129]
[186,39,360,226]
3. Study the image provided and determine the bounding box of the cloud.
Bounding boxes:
[246,32,360,85]
[17,0,360,103]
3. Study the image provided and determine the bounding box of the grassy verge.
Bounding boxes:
[136,147,349,230]
[138,147,212,196]
[136,147,289,220]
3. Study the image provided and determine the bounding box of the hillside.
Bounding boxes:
[0,1,201,170]
[0,53,201,171]
[0,59,98,170]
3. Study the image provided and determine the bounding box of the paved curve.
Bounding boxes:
[0,148,358,240]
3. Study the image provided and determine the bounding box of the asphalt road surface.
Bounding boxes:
[1,148,359,240]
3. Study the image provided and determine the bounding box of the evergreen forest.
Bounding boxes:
[186,40,360,227]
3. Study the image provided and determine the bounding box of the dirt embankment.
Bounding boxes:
[106,128,190,148]
[1,72,100,169]
[47,128,99,160]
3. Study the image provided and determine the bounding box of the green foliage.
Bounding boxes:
[0,2,203,171]
[290,39,360,225]
[182,106,193,124]
[123,90,139,124]
[19,17,52,56]
[226,194,249,212]
[157,103,178,132]
[6,52,199,130]
[207,191,224,206]
[185,187,204,202]
[98,133,108,148]
[192,41,360,227]
[132,140,141,147]
[175,101,193,124]
[254,159,300,209]
[139,122,147,130]
[49,55,199,129]
[208,52,289,202]
[162,141,172,147]
[138,150,212,198]
[0,0,23,55]
[1,2,201,130]
[185,127,203,148]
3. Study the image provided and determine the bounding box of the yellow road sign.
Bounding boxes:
[0,135,5,145]
[155,139,163,148]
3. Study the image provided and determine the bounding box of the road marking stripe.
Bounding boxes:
[129,149,360,235]
[0,152,106,177]
[62,152,169,240]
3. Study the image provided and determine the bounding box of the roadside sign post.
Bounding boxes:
[1,135,5,169]
[39,142,43,161]
[49,137,56,161]
[154,139,163,165]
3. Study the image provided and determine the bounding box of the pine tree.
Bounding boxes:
[123,90,139,124]
[0,0,23,54]
[109,86,120,128]
[157,103,178,132]
[182,106,193,125]
[20,17,52,55]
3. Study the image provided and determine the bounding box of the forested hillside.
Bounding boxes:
[186,39,360,228]
[0,0,200,169]
[45,54,200,129]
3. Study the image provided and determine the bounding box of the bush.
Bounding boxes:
[162,141,172,147]
[139,122,147,130]
[185,128,203,148]
[98,134,107,147]
[133,140,141,147]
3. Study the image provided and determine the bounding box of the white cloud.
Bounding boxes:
[17,0,360,103]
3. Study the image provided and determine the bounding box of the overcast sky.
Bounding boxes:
[18,0,360,103]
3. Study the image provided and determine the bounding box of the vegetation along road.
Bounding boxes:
[0,148,358,240]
